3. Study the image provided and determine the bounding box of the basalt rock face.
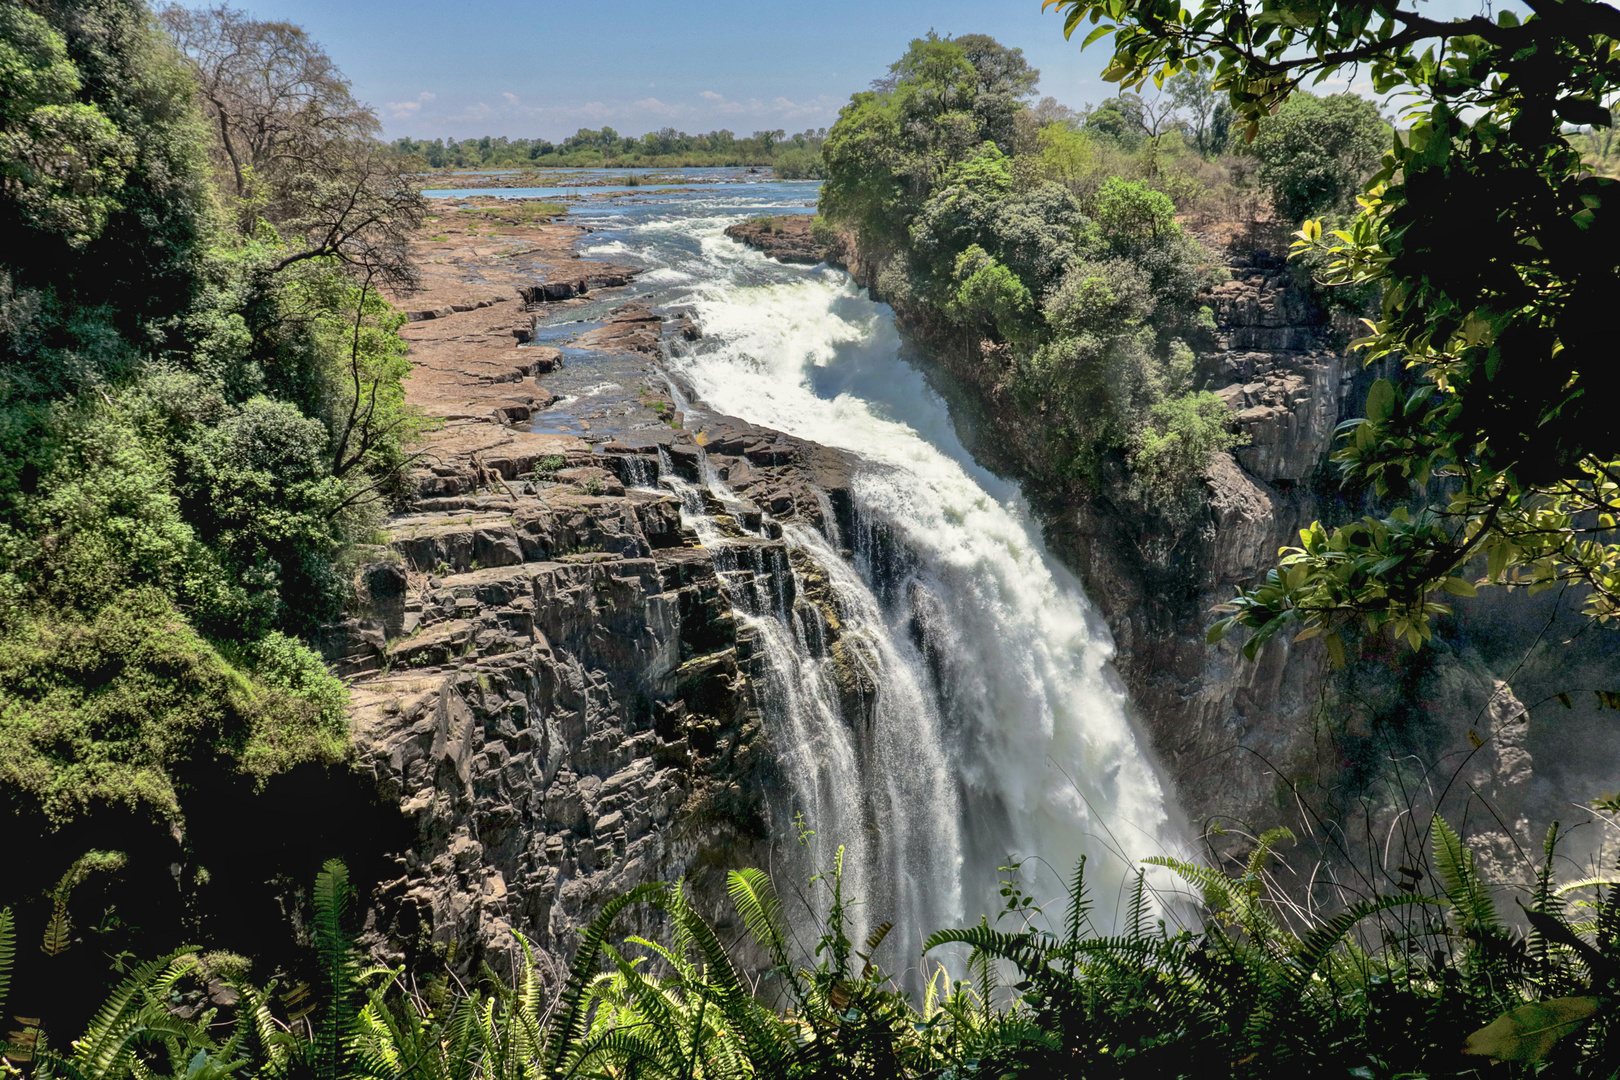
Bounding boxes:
[1048,245,1361,851]
[325,418,857,985]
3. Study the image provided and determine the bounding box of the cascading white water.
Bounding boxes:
[583,204,1184,971]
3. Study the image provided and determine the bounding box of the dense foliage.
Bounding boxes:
[818,32,1251,512]
[8,820,1620,1079]
[1247,90,1388,225]
[0,0,419,863]
[395,127,828,175]
[1040,0,1620,656]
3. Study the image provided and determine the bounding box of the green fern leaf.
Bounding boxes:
[0,908,13,1017]
[1432,815,1499,932]
[543,880,668,1078]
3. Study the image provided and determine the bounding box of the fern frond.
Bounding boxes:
[668,889,797,1074]
[1144,856,1234,914]
[1289,894,1438,987]
[1063,856,1092,954]
[1432,815,1499,932]
[544,880,668,1078]
[1555,876,1620,897]
[1126,872,1151,945]
[0,909,13,1017]
[311,859,359,1080]
[924,923,1055,981]
[857,921,893,981]
[70,948,195,1080]
[727,868,795,982]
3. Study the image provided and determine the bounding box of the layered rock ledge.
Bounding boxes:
[330,219,865,980]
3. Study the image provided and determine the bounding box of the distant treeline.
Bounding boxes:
[394,126,827,176]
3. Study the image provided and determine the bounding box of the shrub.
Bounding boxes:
[773,146,824,179]
[1250,91,1389,225]
[1130,390,1247,510]
[0,588,348,826]
[945,245,1033,344]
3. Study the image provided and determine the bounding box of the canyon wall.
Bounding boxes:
[320,356,866,981]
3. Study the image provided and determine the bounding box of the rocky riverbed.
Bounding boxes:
[325,209,867,982]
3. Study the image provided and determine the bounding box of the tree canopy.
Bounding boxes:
[821,32,1236,514]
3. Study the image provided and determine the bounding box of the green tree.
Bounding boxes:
[1249,90,1389,224]
[1167,68,1220,156]
[1046,0,1620,655]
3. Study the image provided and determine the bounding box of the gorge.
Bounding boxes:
[329,180,1184,985]
[326,172,1613,990]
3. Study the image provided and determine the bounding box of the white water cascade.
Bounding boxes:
[588,206,1185,974]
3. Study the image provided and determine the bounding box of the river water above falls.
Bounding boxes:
[477,177,1185,966]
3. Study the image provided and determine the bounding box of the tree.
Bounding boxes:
[1249,91,1388,224]
[1084,93,1147,145]
[161,4,425,289]
[951,32,1041,151]
[1045,0,1620,654]
[1167,69,1218,156]
[0,5,134,248]
[158,5,366,200]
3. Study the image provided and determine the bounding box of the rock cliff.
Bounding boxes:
[721,216,823,264]
[322,391,861,983]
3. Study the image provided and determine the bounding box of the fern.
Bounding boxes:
[1286,894,1437,989]
[544,880,668,1078]
[1432,814,1499,934]
[726,868,796,995]
[0,908,13,1019]
[1063,856,1091,957]
[310,859,359,1080]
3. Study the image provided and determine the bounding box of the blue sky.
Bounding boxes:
[243,1,1122,140]
[252,0,1545,142]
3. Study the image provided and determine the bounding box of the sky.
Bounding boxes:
[247,0,1549,143]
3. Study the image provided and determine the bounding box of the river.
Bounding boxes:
[448,175,1184,971]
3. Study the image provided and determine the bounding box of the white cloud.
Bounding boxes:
[386,91,437,121]
[502,91,519,105]
[445,101,492,124]
[700,90,724,101]
[386,100,422,119]
[633,96,682,118]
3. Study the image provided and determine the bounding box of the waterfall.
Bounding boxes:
[669,257,1182,943]
[580,204,1183,976]
[620,452,656,490]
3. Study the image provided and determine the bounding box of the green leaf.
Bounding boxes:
[1081,24,1116,48]
[1487,542,1509,582]
[1461,997,1602,1061]
[1440,577,1477,597]
[1325,632,1346,668]
[1364,379,1396,423]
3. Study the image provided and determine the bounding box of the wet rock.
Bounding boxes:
[724,216,824,264]
[336,412,859,986]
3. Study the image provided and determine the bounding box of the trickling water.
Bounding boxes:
[620,453,656,490]
[554,188,1184,972]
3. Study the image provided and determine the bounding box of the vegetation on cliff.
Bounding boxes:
[0,0,419,934]
[1039,0,1620,655]
[814,32,1390,517]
